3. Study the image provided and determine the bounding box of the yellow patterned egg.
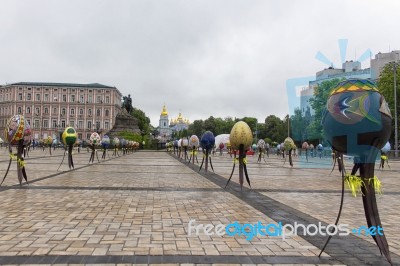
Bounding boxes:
[44,136,53,145]
[284,137,296,150]
[229,121,253,150]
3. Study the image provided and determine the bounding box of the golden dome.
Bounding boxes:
[161,105,168,116]
[177,112,183,121]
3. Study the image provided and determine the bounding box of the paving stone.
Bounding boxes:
[0,150,397,265]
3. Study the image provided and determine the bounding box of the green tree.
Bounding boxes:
[290,108,308,143]
[222,117,236,134]
[308,78,341,141]
[377,62,400,142]
[204,116,216,133]
[188,119,204,137]
[131,107,151,135]
[264,115,286,143]
[118,131,142,142]
[241,117,258,133]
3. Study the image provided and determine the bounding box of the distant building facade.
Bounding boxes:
[170,112,190,133]
[156,104,190,140]
[300,60,371,116]
[371,50,400,80]
[0,82,122,141]
[158,105,172,138]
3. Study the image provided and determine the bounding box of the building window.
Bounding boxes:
[61,120,66,128]
[105,109,109,116]
[27,93,32,100]
[52,120,57,128]
[79,108,83,115]
[71,95,75,102]
[88,109,92,116]
[44,107,49,114]
[87,120,92,129]
[18,93,23,101]
[61,108,66,115]
[35,107,40,115]
[96,109,101,116]
[70,120,75,127]
[105,121,109,130]
[96,121,100,130]
[43,119,49,129]
[26,107,31,114]
[105,96,110,103]
[62,95,67,102]
[97,96,102,103]
[88,95,92,103]
[70,108,75,115]
[78,120,83,129]
[80,95,84,103]
[53,108,57,114]
[86,133,91,139]
[17,107,22,114]
[34,119,39,129]
[44,94,49,101]
[78,133,82,140]
[36,94,40,101]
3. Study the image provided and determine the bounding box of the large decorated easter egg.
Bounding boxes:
[101,135,110,149]
[5,115,27,144]
[189,135,200,147]
[322,79,392,160]
[284,137,296,150]
[113,137,120,147]
[257,139,266,149]
[302,142,309,149]
[230,121,252,150]
[23,122,32,145]
[200,131,215,150]
[89,132,101,145]
[120,138,127,147]
[182,138,189,147]
[62,127,77,146]
[44,136,53,145]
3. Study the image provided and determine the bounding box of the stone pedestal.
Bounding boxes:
[106,110,140,138]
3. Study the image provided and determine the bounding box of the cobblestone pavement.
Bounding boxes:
[0,147,398,265]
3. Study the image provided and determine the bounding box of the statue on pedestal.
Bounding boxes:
[122,94,133,114]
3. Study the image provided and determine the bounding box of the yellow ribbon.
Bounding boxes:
[9,153,17,161]
[368,176,382,195]
[234,158,248,164]
[381,155,388,161]
[345,174,364,197]
[17,158,25,168]
[191,150,198,155]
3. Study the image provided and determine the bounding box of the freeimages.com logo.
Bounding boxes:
[187,219,383,241]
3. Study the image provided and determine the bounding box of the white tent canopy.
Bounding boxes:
[215,134,230,148]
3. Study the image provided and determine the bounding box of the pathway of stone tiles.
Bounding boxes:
[0,147,398,265]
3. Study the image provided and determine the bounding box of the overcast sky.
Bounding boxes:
[1,0,399,126]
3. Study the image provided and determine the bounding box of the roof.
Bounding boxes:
[10,82,115,89]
